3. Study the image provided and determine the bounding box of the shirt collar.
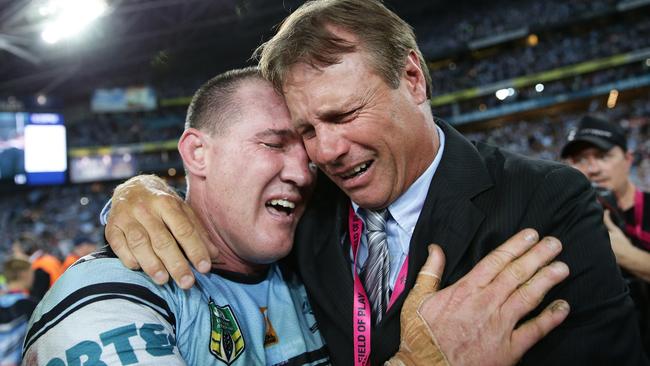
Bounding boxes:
[352,124,446,233]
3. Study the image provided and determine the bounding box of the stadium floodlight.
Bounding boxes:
[496,88,517,101]
[495,88,509,101]
[40,0,107,45]
[535,83,544,92]
[36,94,47,105]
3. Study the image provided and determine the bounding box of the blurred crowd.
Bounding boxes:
[66,108,185,147]
[436,62,648,117]
[58,2,650,149]
[429,12,650,94]
[462,99,650,190]
[0,177,189,266]
[419,0,621,56]
[0,183,109,258]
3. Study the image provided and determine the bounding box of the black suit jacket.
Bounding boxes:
[288,120,647,365]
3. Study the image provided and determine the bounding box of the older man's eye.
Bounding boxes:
[298,126,316,140]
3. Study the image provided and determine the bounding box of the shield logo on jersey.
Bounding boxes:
[209,299,245,365]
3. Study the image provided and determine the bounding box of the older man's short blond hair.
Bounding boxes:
[256,0,432,98]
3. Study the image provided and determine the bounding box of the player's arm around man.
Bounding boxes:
[104,174,571,366]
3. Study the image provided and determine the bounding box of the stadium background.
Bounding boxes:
[0,0,649,263]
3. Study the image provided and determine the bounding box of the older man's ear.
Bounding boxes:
[401,50,428,105]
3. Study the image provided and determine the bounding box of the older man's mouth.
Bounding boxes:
[340,160,373,180]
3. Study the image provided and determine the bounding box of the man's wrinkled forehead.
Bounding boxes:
[277,23,370,85]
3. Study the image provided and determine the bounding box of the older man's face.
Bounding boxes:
[282,33,431,209]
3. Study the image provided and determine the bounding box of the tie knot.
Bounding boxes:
[364,208,389,232]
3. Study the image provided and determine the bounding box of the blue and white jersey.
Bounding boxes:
[23,252,329,366]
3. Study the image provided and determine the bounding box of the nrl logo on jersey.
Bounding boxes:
[209,299,245,365]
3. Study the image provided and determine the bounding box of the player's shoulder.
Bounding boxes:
[24,249,182,360]
[30,248,180,333]
[49,249,169,301]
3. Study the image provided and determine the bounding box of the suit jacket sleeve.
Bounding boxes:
[518,165,647,365]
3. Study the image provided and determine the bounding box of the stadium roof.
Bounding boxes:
[0,0,448,101]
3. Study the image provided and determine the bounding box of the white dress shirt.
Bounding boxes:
[351,125,445,290]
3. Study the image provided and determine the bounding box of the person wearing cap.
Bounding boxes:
[62,236,98,271]
[562,115,650,353]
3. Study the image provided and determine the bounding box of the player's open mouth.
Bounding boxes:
[340,160,373,180]
[265,199,296,216]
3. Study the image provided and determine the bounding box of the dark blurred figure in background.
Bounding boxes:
[562,115,650,354]
[0,258,37,366]
[61,236,98,272]
[11,234,62,301]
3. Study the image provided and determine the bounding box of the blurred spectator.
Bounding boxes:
[61,236,98,271]
[0,258,37,366]
[12,234,61,301]
[561,115,650,354]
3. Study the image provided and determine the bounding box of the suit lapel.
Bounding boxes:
[300,179,355,334]
[384,120,493,323]
[414,120,493,283]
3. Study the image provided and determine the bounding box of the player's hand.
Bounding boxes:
[391,229,570,366]
[105,174,216,289]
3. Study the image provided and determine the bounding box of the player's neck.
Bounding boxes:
[212,261,268,277]
[617,180,637,211]
[188,192,269,277]
[201,222,269,276]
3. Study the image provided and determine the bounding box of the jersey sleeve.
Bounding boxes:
[23,257,187,366]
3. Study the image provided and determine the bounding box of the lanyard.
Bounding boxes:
[625,189,650,248]
[349,206,409,366]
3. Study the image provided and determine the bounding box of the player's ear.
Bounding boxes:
[178,128,209,178]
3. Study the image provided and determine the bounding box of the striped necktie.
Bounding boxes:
[362,208,390,325]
